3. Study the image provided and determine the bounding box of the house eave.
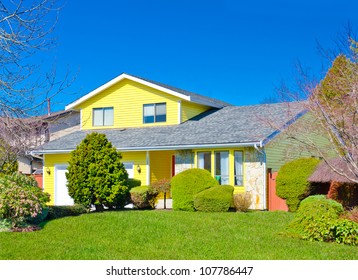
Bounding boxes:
[30,141,262,155]
[65,73,192,110]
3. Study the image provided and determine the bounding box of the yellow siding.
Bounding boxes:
[150,150,173,198]
[43,153,71,206]
[77,79,181,129]
[44,152,147,205]
[150,150,173,183]
[181,100,210,122]
[121,151,147,185]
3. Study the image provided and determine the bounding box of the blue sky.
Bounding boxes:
[44,0,358,112]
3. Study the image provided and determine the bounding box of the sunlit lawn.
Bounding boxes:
[0,211,357,260]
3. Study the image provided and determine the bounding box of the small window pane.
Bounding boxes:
[93,108,103,126]
[215,151,229,185]
[234,151,243,186]
[155,103,166,122]
[143,104,155,123]
[103,108,114,126]
[197,152,211,172]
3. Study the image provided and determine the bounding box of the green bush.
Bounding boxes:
[0,173,50,227]
[233,192,253,212]
[66,132,129,211]
[171,168,219,211]
[127,178,141,189]
[329,219,358,245]
[194,185,234,212]
[46,205,88,220]
[130,186,158,210]
[286,195,358,245]
[276,157,320,212]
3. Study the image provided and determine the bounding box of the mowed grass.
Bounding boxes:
[0,211,357,260]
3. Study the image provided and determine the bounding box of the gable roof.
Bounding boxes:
[33,102,306,154]
[65,73,231,110]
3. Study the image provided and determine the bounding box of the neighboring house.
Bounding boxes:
[309,158,358,208]
[30,73,327,209]
[18,110,80,175]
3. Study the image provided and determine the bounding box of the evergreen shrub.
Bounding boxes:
[194,185,234,212]
[130,186,158,209]
[66,132,129,211]
[276,157,320,212]
[171,168,218,211]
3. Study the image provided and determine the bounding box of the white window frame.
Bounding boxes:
[143,103,166,124]
[93,107,114,126]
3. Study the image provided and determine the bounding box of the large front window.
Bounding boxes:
[143,103,166,123]
[215,151,229,185]
[93,107,114,126]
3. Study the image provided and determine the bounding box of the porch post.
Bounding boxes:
[146,151,150,185]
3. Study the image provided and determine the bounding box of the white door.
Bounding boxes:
[55,165,74,206]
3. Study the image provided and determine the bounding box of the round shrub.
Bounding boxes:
[194,185,234,212]
[130,186,158,209]
[171,168,218,211]
[287,195,344,242]
[276,157,320,212]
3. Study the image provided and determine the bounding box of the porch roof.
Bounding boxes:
[32,102,306,154]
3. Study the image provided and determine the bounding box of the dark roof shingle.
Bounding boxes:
[33,102,306,152]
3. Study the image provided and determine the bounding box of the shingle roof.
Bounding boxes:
[33,102,306,153]
[65,73,231,110]
[130,74,232,108]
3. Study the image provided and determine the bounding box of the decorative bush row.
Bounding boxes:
[130,186,158,209]
[194,185,234,212]
[171,168,218,211]
[287,195,358,245]
[276,157,320,212]
[46,205,88,220]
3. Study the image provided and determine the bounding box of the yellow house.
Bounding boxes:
[31,73,319,209]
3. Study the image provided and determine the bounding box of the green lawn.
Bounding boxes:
[0,211,357,260]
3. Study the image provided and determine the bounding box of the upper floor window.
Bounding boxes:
[143,103,166,124]
[93,107,114,126]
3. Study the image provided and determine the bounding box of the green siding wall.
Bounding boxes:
[265,113,335,172]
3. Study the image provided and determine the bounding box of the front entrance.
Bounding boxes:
[54,165,74,206]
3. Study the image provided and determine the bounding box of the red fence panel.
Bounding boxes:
[268,171,288,211]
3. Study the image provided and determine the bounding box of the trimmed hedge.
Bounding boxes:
[194,185,234,212]
[171,168,219,211]
[130,186,158,210]
[46,205,88,220]
[276,157,320,212]
[127,178,141,190]
[287,195,358,245]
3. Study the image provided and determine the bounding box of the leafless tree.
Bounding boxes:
[277,36,358,184]
[0,0,73,173]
